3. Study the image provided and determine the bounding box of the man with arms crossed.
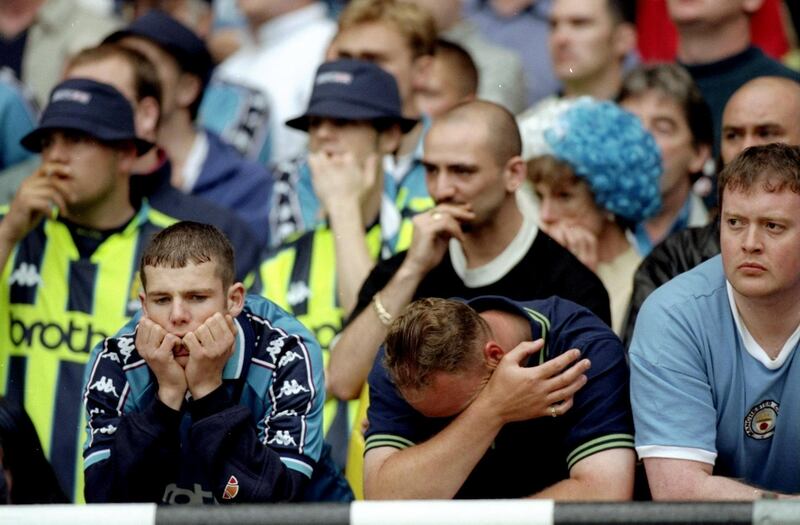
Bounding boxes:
[630,143,800,498]
[83,222,324,503]
[365,295,634,499]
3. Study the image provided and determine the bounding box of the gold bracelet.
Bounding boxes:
[372,293,393,327]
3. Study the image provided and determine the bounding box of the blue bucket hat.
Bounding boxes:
[20,78,153,155]
[286,59,418,133]
[104,9,214,86]
[542,98,663,223]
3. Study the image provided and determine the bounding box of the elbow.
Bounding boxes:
[326,365,364,401]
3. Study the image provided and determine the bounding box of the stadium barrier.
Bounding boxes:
[3,500,800,525]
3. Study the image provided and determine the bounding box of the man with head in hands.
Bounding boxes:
[364,295,634,499]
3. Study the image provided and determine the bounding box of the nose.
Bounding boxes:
[742,224,763,253]
[429,171,456,202]
[43,134,69,163]
[538,196,559,227]
[311,119,336,141]
[169,298,191,326]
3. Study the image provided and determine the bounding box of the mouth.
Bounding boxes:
[172,342,190,357]
[738,262,767,272]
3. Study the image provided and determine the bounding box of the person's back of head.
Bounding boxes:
[416,39,478,118]
[721,76,800,165]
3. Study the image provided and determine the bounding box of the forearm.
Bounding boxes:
[0,221,19,275]
[328,263,423,400]
[364,397,503,500]
[189,386,306,502]
[327,203,375,316]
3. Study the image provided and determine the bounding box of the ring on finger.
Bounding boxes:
[549,405,558,418]
[431,211,443,221]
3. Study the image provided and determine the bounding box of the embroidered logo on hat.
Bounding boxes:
[316,71,354,86]
[222,475,239,499]
[51,89,92,104]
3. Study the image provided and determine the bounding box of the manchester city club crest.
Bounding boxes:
[744,400,779,440]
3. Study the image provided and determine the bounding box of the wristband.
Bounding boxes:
[372,293,393,327]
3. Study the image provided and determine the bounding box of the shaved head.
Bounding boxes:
[433,100,522,166]
[721,76,800,165]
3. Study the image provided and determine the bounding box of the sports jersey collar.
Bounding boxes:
[726,281,800,370]
[221,317,247,380]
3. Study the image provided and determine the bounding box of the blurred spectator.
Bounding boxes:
[255,59,413,466]
[64,43,261,280]
[0,78,174,501]
[408,0,526,113]
[619,63,712,256]
[464,0,559,106]
[105,10,273,246]
[0,68,37,172]
[526,99,661,334]
[517,0,636,120]
[0,397,68,504]
[621,75,800,348]
[327,101,610,402]
[415,40,478,118]
[199,0,335,164]
[0,0,120,105]
[667,0,800,158]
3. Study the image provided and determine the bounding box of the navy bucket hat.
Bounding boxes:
[20,78,153,155]
[286,59,418,133]
[104,9,214,86]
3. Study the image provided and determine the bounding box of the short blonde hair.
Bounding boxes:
[338,0,437,58]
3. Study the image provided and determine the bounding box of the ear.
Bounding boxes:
[139,291,148,318]
[503,155,527,193]
[689,142,712,174]
[176,73,202,111]
[226,282,246,317]
[135,96,161,140]
[612,22,637,58]
[378,124,403,154]
[482,341,505,370]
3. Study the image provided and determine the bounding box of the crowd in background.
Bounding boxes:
[1,0,800,506]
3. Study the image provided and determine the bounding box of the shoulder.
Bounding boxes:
[243,295,319,346]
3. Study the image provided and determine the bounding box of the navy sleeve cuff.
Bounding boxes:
[189,384,234,421]
[150,397,184,429]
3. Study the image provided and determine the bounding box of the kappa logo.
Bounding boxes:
[267,336,286,363]
[89,376,119,397]
[268,430,298,447]
[222,475,239,500]
[94,424,117,435]
[118,336,135,363]
[102,352,120,363]
[9,262,42,287]
[744,400,779,440]
[273,409,299,418]
[277,350,303,367]
[286,281,311,306]
[277,379,310,398]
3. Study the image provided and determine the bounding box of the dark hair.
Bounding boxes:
[384,298,490,391]
[434,39,478,98]
[66,43,162,110]
[0,397,68,503]
[607,0,636,25]
[140,221,236,290]
[718,143,800,207]
[618,62,712,149]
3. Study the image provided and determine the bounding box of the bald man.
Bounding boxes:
[721,76,800,165]
[327,100,610,401]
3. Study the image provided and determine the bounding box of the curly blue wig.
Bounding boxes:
[543,98,663,223]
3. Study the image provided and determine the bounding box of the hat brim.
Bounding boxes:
[286,100,418,133]
[21,125,154,156]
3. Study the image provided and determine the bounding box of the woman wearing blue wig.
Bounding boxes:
[521,98,662,335]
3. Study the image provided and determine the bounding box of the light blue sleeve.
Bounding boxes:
[628,286,718,457]
[0,80,37,170]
